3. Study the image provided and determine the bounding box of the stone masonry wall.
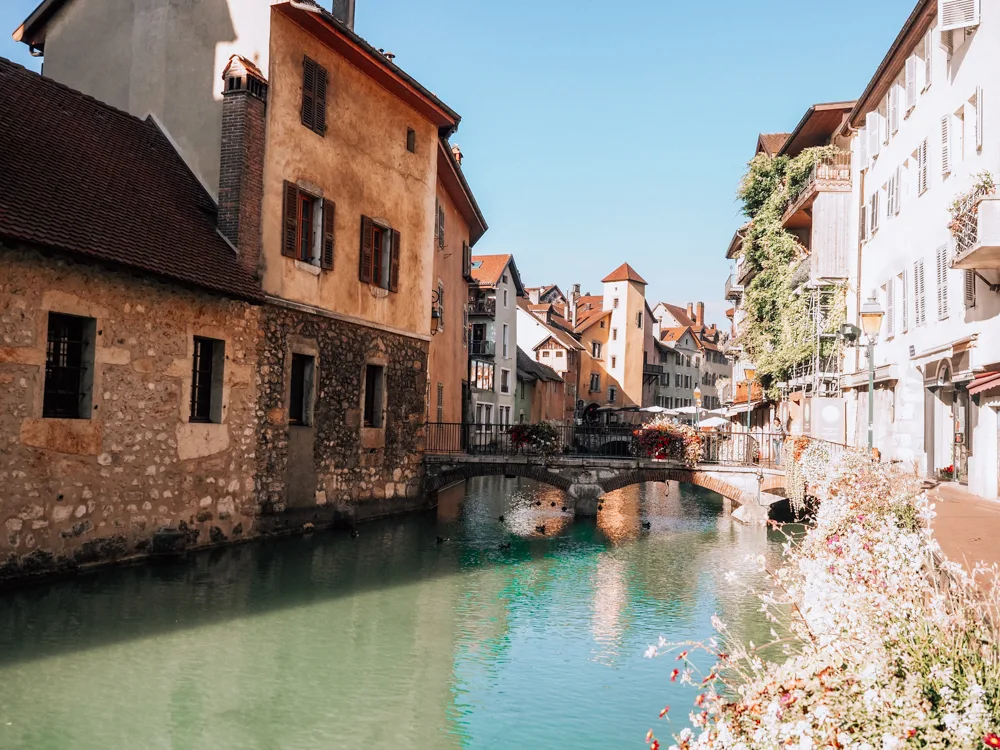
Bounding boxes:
[0,248,261,582]
[255,304,428,531]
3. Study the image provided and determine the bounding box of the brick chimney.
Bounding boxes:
[218,55,267,282]
[686,302,694,322]
[528,288,541,304]
[331,0,356,30]
[696,302,705,327]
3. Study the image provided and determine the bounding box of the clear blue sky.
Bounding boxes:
[2,0,917,326]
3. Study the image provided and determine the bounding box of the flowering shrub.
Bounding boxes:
[645,447,1000,749]
[784,438,832,515]
[508,421,560,455]
[636,417,702,467]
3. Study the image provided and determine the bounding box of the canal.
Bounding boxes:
[0,477,784,749]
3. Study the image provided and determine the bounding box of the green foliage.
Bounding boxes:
[734,146,848,395]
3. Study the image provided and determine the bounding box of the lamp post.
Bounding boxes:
[693,385,703,431]
[744,364,756,432]
[859,295,885,452]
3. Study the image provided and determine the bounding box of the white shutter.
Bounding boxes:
[886,281,895,338]
[918,138,929,194]
[894,166,902,215]
[941,115,951,175]
[915,260,926,327]
[924,29,934,89]
[858,127,868,167]
[859,204,868,243]
[882,97,890,145]
[965,269,977,308]
[906,57,917,112]
[940,0,980,32]
[887,173,895,217]
[870,191,880,234]
[976,86,984,151]
[936,244,949,319]
[901,270,909,333]
[890,85,900,135]
[867,112,881,158]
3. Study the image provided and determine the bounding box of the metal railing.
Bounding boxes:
[469,340,494,357]
[787,151,852,207]
[725,274,743,300]
[425,423,787,468]
[643,363,664,375]
[951,185,995,260]
[468,299,496,317]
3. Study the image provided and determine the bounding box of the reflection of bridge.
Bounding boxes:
[424,424,789,524]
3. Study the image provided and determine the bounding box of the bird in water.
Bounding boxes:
[534,501,542,507]
[535,524,546,534]
[561,506,568,512]
[498,515,505,523]
[550,502,556,507]
[436,536,449,544]
[641,521,651,530]
[499,541,512,551]
[350,529,359,539]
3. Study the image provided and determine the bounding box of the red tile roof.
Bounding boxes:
[469,254,512,287]
[0,58,262,301]
[601,262,647,285]
[658,303,696,328]
[757,132,790,156]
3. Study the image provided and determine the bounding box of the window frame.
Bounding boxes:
[362,363,386,428]
[190,336,225,424]
[289,352,316,427]
[43,312,96,420]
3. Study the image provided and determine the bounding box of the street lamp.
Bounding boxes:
[693,385,703,430]
[859,294,885,452]
[744,363,756,432]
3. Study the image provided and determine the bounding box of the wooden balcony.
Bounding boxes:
[782,151,852,231]
[952,195,1000,270]
[724,274,743,301]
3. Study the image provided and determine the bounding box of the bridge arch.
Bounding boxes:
[597,468,749,507]
[424,462,573,495]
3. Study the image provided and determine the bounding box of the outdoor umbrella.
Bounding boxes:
[698,417,730,429]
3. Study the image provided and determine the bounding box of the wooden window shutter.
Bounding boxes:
[389,229,401,293]
[301,57,317,130]
[859,204,868,243]
[886,282,895,338]
[924,29,934,88]
[965,269,977,308]
[976,86,984,151]
[939,0,980,32]
[882,96,890,145]
[359,215,374,283]
[866,112,880,158]
[282,181,299,258]
[936,244,949,319]
[321,200,335,270]
[438,206,445,249]
[314,65,328,135]
[887,173,896,217]
[918,138,929,194]
[901,270,908,333]
[941,115,951,175]
[857,127,868,167]
[905,56,917,111]
[890,85,899,135]
[893,166,902,215]
[914,261,926,327]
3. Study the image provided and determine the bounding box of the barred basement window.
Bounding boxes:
[190,337,224,423]
[43,313,96,419]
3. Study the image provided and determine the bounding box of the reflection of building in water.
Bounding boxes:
[590,553,629,665]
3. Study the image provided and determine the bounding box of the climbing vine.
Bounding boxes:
[735,146,847,398]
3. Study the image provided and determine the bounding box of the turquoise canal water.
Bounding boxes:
[0,478,784,749]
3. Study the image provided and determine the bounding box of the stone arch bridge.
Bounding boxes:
[424,455,787,524]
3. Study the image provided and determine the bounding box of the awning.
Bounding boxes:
[969,371,1000,396]
[841,364,899,390]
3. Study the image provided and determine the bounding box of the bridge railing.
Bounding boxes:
[425,423,787,468]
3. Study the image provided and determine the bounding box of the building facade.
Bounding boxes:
[515,348,565,424]
[468,255,523,427]
[845,0,1000,496]
[516,298,584,423]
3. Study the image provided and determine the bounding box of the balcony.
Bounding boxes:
[643,363,664,375]
[469,340,494,357]
[951,195,1000,270]
[782,151,852,230]
[724,274,743,301]
[468,298,496,317]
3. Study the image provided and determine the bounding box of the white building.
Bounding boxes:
[846,0,1000,496]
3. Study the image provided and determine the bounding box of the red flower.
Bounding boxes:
[670,669,679,681]
[659,706,670,718]
[984,734,1000,748]
[651,741,660,750]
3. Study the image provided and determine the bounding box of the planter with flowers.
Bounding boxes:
[508,422,560,455]
[634,417,701,467]
[939,464,955,481]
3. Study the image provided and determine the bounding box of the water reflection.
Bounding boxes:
[0,477,784,750]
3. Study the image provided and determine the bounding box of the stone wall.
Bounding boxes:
[0,247,261,582]
[254,302,428,532]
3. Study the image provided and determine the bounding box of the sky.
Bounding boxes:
[1,0,918,328]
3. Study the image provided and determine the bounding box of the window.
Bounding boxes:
[612,328,618,341]
[190,336,224,423]
[936,244,950,320]
[500,368,510,394]
[484,404,492,425]
[608,386,617,404]
[471,361,494,391]
[503,289,508,308]
[43,313,95,419]
[674,374,681,388]
[475,403,483,424]
[556,350,564,358]
[685,375,691,389]
[900,270,909,333]
[435,200,445,249]
[436,383,444,423]
[289,353,315,426]
[282,182,334,268]
[914,259,927,327]
[942,114,953,176]
[916,139,929,195]
[589,373,601,392]
[613,298,619,309]
[300,56,328,136]
[360,217,399,291]
[502,324,509,358]
[363,364,385,428]
[636,312,643,329]
[611,355,617,368]
[406,128,416,153]
[591,341,602,359]
[541,350,551,358]
[869,190,880,235]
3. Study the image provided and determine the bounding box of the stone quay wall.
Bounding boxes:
[0,248,261,581]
